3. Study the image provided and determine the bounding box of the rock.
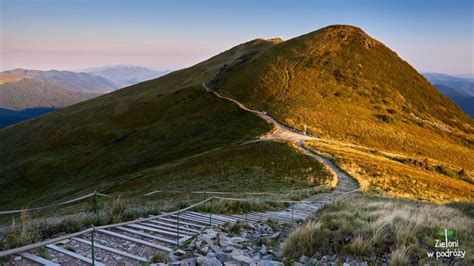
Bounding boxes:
[202,257,223,266]
[293,263,304,266]
[298,256,309,264]
[356,262,368,266]
[223,262,240,266]
[258,261,283,266]
[321,256,328,263]
[259,245,268,255]
[261,254,274,260]
[169,254,179,262]
[197,256,207,265]
[343,263,350,266]
[174,249,187,256]
[230,237,245,245]
[14,256,22,261]
[232,254,254,264]
[259,224,273,233]
[330,255,338,262]
[203,229,218,240]
[223,246,234,253]
[270,232,280,239]
[204,238,223,253]
[216,253,233,263]
[170,257,197,266]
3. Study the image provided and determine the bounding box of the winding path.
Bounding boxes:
[204,82,359,221]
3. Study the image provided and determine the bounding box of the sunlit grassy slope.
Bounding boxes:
[215,25,474,202]
[0,39,333,210]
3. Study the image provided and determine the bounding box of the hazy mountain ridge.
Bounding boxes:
[423,72,474,117]
[3,68,119,93]
[81,65,169,87]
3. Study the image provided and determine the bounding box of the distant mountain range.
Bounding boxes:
[78,65,169,87]
[0,66,168,128]
[423,72,474,117]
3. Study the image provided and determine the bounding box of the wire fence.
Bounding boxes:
[0,187,360,259]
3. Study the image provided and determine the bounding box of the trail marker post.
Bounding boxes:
[91,226,96,266]
[176,213,180,248]
[209,199,213,226]
[291,203,295,227]
[94,191,99,224]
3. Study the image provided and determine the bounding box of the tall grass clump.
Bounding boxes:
[282,194,474,265]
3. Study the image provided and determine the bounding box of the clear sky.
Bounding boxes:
[1,0,473,74]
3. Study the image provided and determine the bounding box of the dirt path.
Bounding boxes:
[203,82,359,198]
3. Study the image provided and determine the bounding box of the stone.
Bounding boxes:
[343,263,350,266]
[170,257,197,266]
[230,237,246,245]
[169,254,179,262]
[232,254,254,264]
[270,232,280,239]
[14,256,22,261]
[197,256,207,265]
[202,257,223,266]
[258,260,284,266]
[298,256,309,264]
[223,246,235,253]
[330,255,338,262]
[204,238,223,253]
[259,245,268,255]
[223,262,240,266]
[293,263,304,266]
[261,254,274,260]
[216,253,233,263]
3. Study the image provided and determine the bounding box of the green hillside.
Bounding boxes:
[214,25,474,201]
[0,38,329,210]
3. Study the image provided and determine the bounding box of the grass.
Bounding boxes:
[304,140,474,203]
[282,194,474,265]
[215,25,473,201]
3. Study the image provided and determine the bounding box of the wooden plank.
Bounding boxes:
[19,252,60,266]
[97,229,172,252]
[46,244,105,266]
[116,226,177,245]
[71,237,147,262]
[147,220,201,233]
[187,211,236,223]
[138,222,193,236]
[129,223,191,237]
[177,213,225,225]
[168,214,215,225]
[185,211,232,223]
[157,217,205,229]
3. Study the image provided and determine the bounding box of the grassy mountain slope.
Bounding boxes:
[0,78,99,110]
[214,25,473,201]
[0,39,331,210]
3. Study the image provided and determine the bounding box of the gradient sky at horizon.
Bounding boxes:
[1,0,473,74]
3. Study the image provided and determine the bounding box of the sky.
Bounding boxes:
[0,0,473,74]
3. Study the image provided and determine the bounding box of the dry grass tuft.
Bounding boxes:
[282,195,473,264]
